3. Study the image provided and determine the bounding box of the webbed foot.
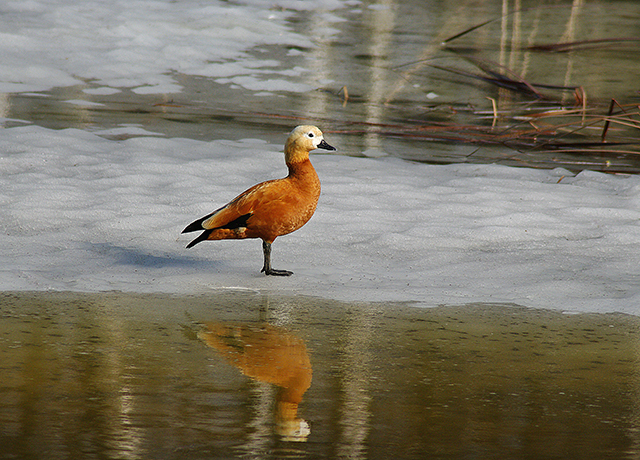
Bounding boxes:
[261,267,293,276]
[261,240,293,276]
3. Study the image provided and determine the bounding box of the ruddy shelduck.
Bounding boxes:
[182,125,335,276]
[198,322,312,440]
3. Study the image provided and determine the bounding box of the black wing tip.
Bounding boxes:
[182,220,203,234]
[182,205,227,234]
[182,211,251,247]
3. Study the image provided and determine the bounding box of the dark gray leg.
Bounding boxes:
[261,240,293,276]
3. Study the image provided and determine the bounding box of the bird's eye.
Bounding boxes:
[307,132,315,138]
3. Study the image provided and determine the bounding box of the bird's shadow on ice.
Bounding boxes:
[87,243,224,269]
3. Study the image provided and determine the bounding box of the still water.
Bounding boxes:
[3,0,640,172]
[1,291,639,459]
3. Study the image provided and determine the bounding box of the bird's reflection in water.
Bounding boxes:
[198,322,312,442]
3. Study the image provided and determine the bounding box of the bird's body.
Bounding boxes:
[182,125,335,276]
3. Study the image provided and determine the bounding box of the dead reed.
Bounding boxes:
[328,8,640,173]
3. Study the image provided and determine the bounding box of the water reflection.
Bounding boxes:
[197,322,312,442]
[4,0,640,171]
[1,291,640,459]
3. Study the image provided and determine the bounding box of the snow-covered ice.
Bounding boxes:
[1,125,639,314]
[0,0,639,314]
[0,0,342,95]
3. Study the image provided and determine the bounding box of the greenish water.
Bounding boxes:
[4,0,640,172]
[1,291,639,459]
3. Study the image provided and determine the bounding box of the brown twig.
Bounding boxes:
[442,5,570,44]
[602,99,617,142]
[528,37,640,52]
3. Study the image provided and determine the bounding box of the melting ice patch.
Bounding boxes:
[1,125,640,314]
[0,0,342,94]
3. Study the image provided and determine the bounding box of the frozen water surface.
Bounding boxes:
[1,125,639,313]
[0,0,317,94]
[0,0,639,314]
[3,0,640,170]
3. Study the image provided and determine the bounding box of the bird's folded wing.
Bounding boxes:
[201,179,287,229]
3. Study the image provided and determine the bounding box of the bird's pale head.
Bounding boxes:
[285,125,335,163]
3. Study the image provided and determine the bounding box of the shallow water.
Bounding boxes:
[2,291,640,459]
[3,0,640,172]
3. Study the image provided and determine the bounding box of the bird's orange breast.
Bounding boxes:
[244,160,320,241]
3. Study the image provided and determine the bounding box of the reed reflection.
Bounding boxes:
[197,322,312,442]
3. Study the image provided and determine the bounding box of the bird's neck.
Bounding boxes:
[284,146,309,165]
[286,157,313,173]
[286,159,319,186]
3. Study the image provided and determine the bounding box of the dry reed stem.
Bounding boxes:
[486,97,498,129]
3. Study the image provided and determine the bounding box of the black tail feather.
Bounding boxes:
[186,229,214,248]
[183,212,252,248]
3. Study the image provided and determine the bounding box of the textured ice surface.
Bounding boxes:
[0,0,345,93]
[1,126,639,313]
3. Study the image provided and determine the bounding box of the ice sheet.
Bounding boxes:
[0,0,344,94]
[1,125,639,313]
